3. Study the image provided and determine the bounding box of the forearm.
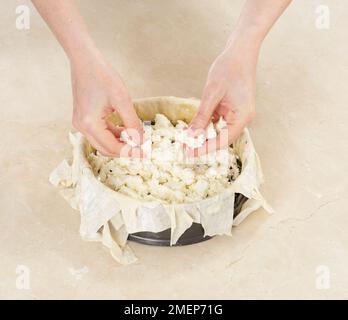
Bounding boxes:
[32,0,103,65]
[225,0,292,57]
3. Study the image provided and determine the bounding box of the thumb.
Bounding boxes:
[114,95,143,145]
[116,96,141,130]
[189,87,221,134]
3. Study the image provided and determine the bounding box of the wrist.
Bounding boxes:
[218,29,262,76]
[69,45,107,71]
[66,34,105,68]
[224,29,262,60]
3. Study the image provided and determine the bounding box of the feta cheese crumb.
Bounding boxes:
[176,130,206,148]
[120,131,138,147]
[206,122,217,140]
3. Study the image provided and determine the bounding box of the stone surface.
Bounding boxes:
[1,0,347,299]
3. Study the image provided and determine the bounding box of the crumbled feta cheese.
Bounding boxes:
[205,167,218,178]
[175,120,188,130]
[154,114,172,129]
[190,179,209,198]
[180,168,195,185]
[88,114,240,204]
[120,130,138,147]
[141,139,152,155]
[206,122,217,140]
[176,130,206,149]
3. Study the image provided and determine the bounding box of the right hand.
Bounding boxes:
[71,55,143,157]
[187,49,257,157]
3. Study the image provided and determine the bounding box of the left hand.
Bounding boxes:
[187,48,258,157]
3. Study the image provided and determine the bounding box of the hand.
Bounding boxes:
[71,55,143,157]
[188,46,258,157]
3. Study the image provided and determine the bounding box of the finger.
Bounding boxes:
[123,127,144,146]
[188,87,221,135]
[86,127,145,159]
[95,119,146,158]
[104,106,142,145]
[226,121,246,144]
[85,120,132,157]
[83,131,120,157]
[106,121,125,138]
[113,95,143,145]
[117,143,144,158]
[211,111,220,123]
[186,127,229,157]
[186,121,245,157]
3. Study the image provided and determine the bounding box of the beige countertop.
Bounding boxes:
[1,0,347,299]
